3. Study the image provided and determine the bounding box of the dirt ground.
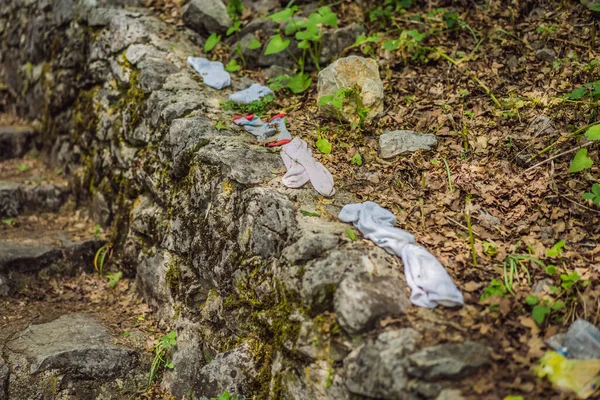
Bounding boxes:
[180,0,600,398]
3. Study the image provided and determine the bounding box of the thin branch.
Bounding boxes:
[524,141,594,172]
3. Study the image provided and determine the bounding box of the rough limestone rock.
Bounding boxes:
[379,130,438,159]
[334,273,411,334]
[345,329,422,399]
[0,356,8,400]
[317,56,384,122]
[282,233,339,264]
[5,314,138,398]
[319,23,365,65]
[182,0,232,35]
[0,242,61,274]
[194,343,258,397]
[405,341,490,381]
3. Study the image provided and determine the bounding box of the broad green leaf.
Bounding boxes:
[593,183,600,195]
[285,73,311,94]
[225,59,241,72]
[268,7,297,23]
[582,192,596,200]
[551,300,566,311]
[568,87,587,100]
[525,295,539,305]
[316,137,332,154]
[585,125,600,140]
[383,39,400,51]
[226,21,241,36]
[2,218,14,226]
[264,34,290,55]
[351,153,363,166]
[107,271,123,289]
[532,305,551,326]
[545,265,557,275]
[297,39,310,49]
[204,33,221,53]
[166,361,174,369]
[570,148,593,173]
[248,39,262,50]
[317,95,334,106]
[300,210,320,217]
[546,240,565,258]
[346,229,357,240]
[590,4,600,11]
[354,34,381,46]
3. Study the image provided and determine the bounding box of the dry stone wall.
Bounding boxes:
[0,1,489,399]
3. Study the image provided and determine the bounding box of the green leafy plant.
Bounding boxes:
[215,121,228,131]
[211,392,239,400]
[94,244,112,275]
[267,74,291,92]
[205,33,221,53]
[567,80,600,101]
[350,153,362,166]
[369,0,412,27]
[93,224,102,238]
[503,247,545,294]
[546,240,565,258]
[384,29,429,62]
[345,229,357,240]
[285,72,312,94]
[15,163,30,172]
[300,210,320,217]
[560,271,582,291]
[248,39,262,50]
[221,95,275,117]
[315,136,332,154]
[225,59,241,72]
[482,241,498,257]
[582,183,600,204]
[148,331,177,387]
[264,33,290,55]
[569,125,600,172]
[2,218,14,226]
[525,295,566,326]
[106,271,123,289]
[480,278,508,302]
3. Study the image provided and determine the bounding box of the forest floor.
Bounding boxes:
[151,0,600,398]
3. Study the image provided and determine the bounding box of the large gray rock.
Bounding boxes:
[194,343,257,397]
[282,233,339,264]
[345,329,421,399]
[0,183,20,218]
[182,0,232,35]
[319,23,365,65]
[317,56,384,122]
[334,273,411,334]
[379,130,438,159]
[405,341,490,381]
[136,250,176,322]
[6,314,136,378]
[0,242,61,274]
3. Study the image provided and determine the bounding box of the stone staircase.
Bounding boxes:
[0,121,153,399]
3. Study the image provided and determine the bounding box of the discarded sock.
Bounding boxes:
[281,138,335,197]
[229,83,274,104]
[233,114,292,143]
[187,56,230,90]
[338,201,464,308]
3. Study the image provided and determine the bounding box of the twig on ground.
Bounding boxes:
[524,141,594,173]
[527,122,600,163]
[445,215,481,238]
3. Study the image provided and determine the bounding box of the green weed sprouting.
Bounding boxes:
[148,331,177,387]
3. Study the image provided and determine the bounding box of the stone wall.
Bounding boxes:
[0,2,488,399]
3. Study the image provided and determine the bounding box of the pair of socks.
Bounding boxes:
[281,138,335,197]
[187,57,231,90]
[339,201,464,308]
[233,114,292,144]
[229,83,274,104]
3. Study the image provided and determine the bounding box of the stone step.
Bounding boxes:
[3,314,140,399]
[0,158,70,219]
[0,211,105,296]
[0,125,36,161]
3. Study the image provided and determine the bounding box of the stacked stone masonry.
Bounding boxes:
[0,1,489,399]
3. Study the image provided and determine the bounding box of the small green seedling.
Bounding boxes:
[350,153,362,166]
[2,218,14,226]
[94,244,112,275]
[204,33,221,53]
[225,59,241,72]
[315,136,332,154]
[148,331,177,387]
[300,210,320,217]
[345,229,357,240]
[15,163,30,172]
[582,183,600,204]
[479,278,508,302]
[546,240,565,258]
[106,271,123,288]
